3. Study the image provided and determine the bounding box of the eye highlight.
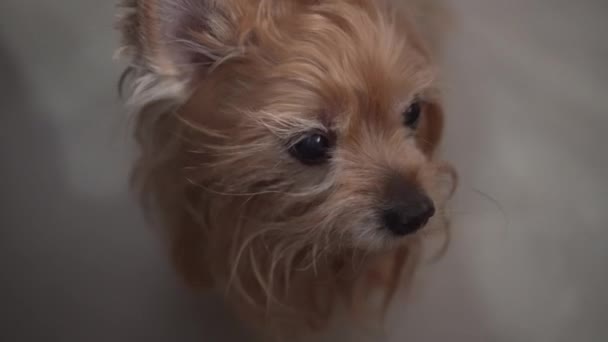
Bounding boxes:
[288,132,333,165]
[403,100,423,129]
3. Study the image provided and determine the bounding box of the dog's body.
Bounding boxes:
[117,0,455,338]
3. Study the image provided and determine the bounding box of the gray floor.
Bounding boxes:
[1,0,607,341]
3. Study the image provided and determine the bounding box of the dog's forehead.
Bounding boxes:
[268,3,435,121]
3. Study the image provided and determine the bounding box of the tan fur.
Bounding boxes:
[117,0,456,339]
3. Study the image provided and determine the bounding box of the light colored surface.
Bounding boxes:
[1,0,607,341]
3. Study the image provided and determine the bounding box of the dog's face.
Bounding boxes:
[121,0,455,284]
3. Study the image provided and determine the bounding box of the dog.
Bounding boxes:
[117,0,456,339]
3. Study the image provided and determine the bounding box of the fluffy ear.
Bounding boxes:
[116,0,249,106]
[116,0,246,288]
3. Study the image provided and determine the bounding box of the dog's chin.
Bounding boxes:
[351,226,422,253]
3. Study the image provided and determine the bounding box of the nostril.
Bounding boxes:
[382,197,436,236]
[382,209,405,234]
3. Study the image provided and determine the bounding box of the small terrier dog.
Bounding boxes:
[117,0,456,338]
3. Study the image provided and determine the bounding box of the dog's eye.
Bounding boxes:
[289,133,332,165]
[403,100,423,129]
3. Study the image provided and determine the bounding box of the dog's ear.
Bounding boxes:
[118,0,253,288]
[117,0,250,103]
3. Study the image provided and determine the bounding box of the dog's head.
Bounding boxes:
[119,0,455,310]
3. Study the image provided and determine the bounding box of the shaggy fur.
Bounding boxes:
[117,0,456,339]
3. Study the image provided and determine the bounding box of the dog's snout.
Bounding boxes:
[381,175,435,236]
[382,193,435,236]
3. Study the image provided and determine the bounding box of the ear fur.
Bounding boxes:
[116,0,251,109]
[116,0,237,288]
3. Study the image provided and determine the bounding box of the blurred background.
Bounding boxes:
[1,0,606,341]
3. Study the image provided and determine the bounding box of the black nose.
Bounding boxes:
[382,193,435,236]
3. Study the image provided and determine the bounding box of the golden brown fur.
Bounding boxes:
[117,0,456,339]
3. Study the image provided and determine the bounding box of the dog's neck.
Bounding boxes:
[215,242,419,338]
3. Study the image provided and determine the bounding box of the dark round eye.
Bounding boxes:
[289,133,332,165]
[403,100,423,129]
